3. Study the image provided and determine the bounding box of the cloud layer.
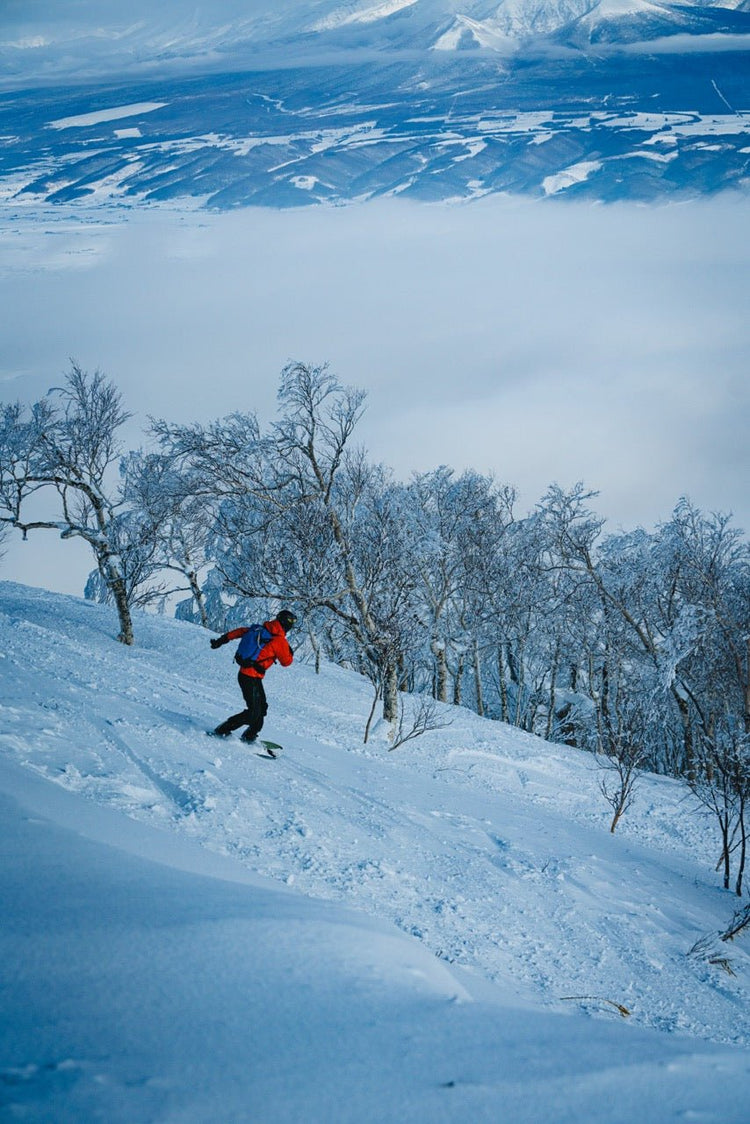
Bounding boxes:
[1,194,748,592]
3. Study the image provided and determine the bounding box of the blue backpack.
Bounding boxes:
[234,623,272,667]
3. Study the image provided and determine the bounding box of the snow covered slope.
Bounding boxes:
[2,576,750,1122]
[4,756,750,1123]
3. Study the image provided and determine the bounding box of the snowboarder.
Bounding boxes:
[208,609,296,744]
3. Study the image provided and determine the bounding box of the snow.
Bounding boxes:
[431,0,598,47]
[312,0,419,30]
[587,0,667,18]
[543,159,603,193]
[594,111,750,136]
[2,579,750,1120]
[48,103,168,130]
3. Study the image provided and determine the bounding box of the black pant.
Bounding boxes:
[216,673,268,739]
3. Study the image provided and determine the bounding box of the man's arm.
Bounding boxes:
[210,627,248,649]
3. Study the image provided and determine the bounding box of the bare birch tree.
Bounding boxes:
[0,363,137,644]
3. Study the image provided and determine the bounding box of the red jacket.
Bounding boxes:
[225,620,293,679]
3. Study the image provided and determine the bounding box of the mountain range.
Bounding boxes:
[1,0,748,205]
[4,0,750,61]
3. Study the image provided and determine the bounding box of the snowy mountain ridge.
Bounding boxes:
[2,0,750,73]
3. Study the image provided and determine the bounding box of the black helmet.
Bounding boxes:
[276,609,297,632]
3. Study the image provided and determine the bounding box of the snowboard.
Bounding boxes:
[255,739,282,759]
[205,731,281,757]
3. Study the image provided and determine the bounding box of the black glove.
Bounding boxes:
[210,635,228,649]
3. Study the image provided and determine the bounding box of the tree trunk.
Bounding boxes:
[513,644,525,727]
[363,683,380,743]
[317,496,396,721]
[432,639,448,703]
[383,662,399,724]
[600,658,611,735]
[721,812,732,891]
[736,797,747,897]
[546,640,560,741]
[609,801,626,834]
[473,638,484,718]
[673,688,696,784]
[453,653,464,706]
[111,575,134,645]
[188,570,208,629]
[92,542,134,645]
[308,627,322,674]
[498,645,509,723]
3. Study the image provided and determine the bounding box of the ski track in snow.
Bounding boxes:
[1,580,749,1051]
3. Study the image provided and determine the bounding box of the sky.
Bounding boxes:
[2,577,750,1124]
[1,192,749,594]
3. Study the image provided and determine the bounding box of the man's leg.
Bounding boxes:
[212,709,250,736]
[239,677,268,743]
[212,672,258,735]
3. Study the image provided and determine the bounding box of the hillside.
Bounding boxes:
[1,579,750,1120]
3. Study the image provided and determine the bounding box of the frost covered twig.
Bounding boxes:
[720,901,750,944]
[559,995,631,1018]
[687,934,736,975]
[388,694,453,752]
